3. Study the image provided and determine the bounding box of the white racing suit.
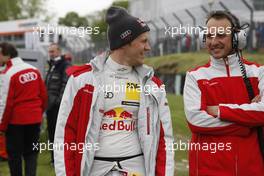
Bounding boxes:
[54,52,174,176]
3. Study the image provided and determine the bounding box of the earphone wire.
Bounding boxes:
[236,47,264,159]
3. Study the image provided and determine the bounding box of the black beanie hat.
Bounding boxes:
[106,6,150,50]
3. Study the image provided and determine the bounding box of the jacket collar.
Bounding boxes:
[0,57,23,74]
[53,56,61,62]
[7,57,23,66]
[106,56,133,74]
[50,56,63,66]
[0,65,6,72]
[90,51,154,80]
[210,53,239,67]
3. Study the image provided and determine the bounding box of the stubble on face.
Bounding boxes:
[206,18,233,59]
[125,32,151,66]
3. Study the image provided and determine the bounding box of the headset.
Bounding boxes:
[199,10,249,50]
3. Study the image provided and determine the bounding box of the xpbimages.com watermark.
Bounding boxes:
[95,83,166,95]
[164,24,232,37]
[33,24,100,37]
[33,141,100,154]
[32,140,232,154]
[166,140,232,154]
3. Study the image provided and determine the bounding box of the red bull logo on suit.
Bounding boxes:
[100,107,136,131]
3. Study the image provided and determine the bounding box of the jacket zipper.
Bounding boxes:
[223,58,230,77]
[147,107,150,135]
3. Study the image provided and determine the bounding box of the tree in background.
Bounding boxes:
[0,0,47,21]
[20,0,47,18]
[90,0,128,49]
[112,0,128,9]
[58,12,89,27]
[0,0,21,21]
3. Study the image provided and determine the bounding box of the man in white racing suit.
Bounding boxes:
[54,6,174,176]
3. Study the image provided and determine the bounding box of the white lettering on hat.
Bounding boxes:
[120,30,132,39]
[137,19,146,27]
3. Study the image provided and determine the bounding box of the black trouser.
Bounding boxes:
[6,123,40,176]
[46,105,59,163]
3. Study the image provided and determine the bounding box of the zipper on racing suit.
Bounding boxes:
[223,58,230,77]
[146,107,150,135]
[223,57,239,175]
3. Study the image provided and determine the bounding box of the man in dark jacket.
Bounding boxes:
[45,43,71,164]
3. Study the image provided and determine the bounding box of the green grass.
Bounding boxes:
[168,95,190,136]
[0,94,189,176]
[168,94,190,176]
[0,122,56,176]
[145,51,264,74]
[0,150,55,176]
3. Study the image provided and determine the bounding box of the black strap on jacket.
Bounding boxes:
[94,153,143,169]
[237,51,264,160]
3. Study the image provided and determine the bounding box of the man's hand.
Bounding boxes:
[206,106,219,117]
[252,95,261,103]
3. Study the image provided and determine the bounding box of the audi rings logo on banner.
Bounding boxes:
[19,72,38,84]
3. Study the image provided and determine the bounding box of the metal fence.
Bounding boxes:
[54,0,264,63]
[129,0,264,56]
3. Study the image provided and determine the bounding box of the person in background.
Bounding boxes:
[45,43,71,165]
[0,64,8,162]
[0,42,47,176]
